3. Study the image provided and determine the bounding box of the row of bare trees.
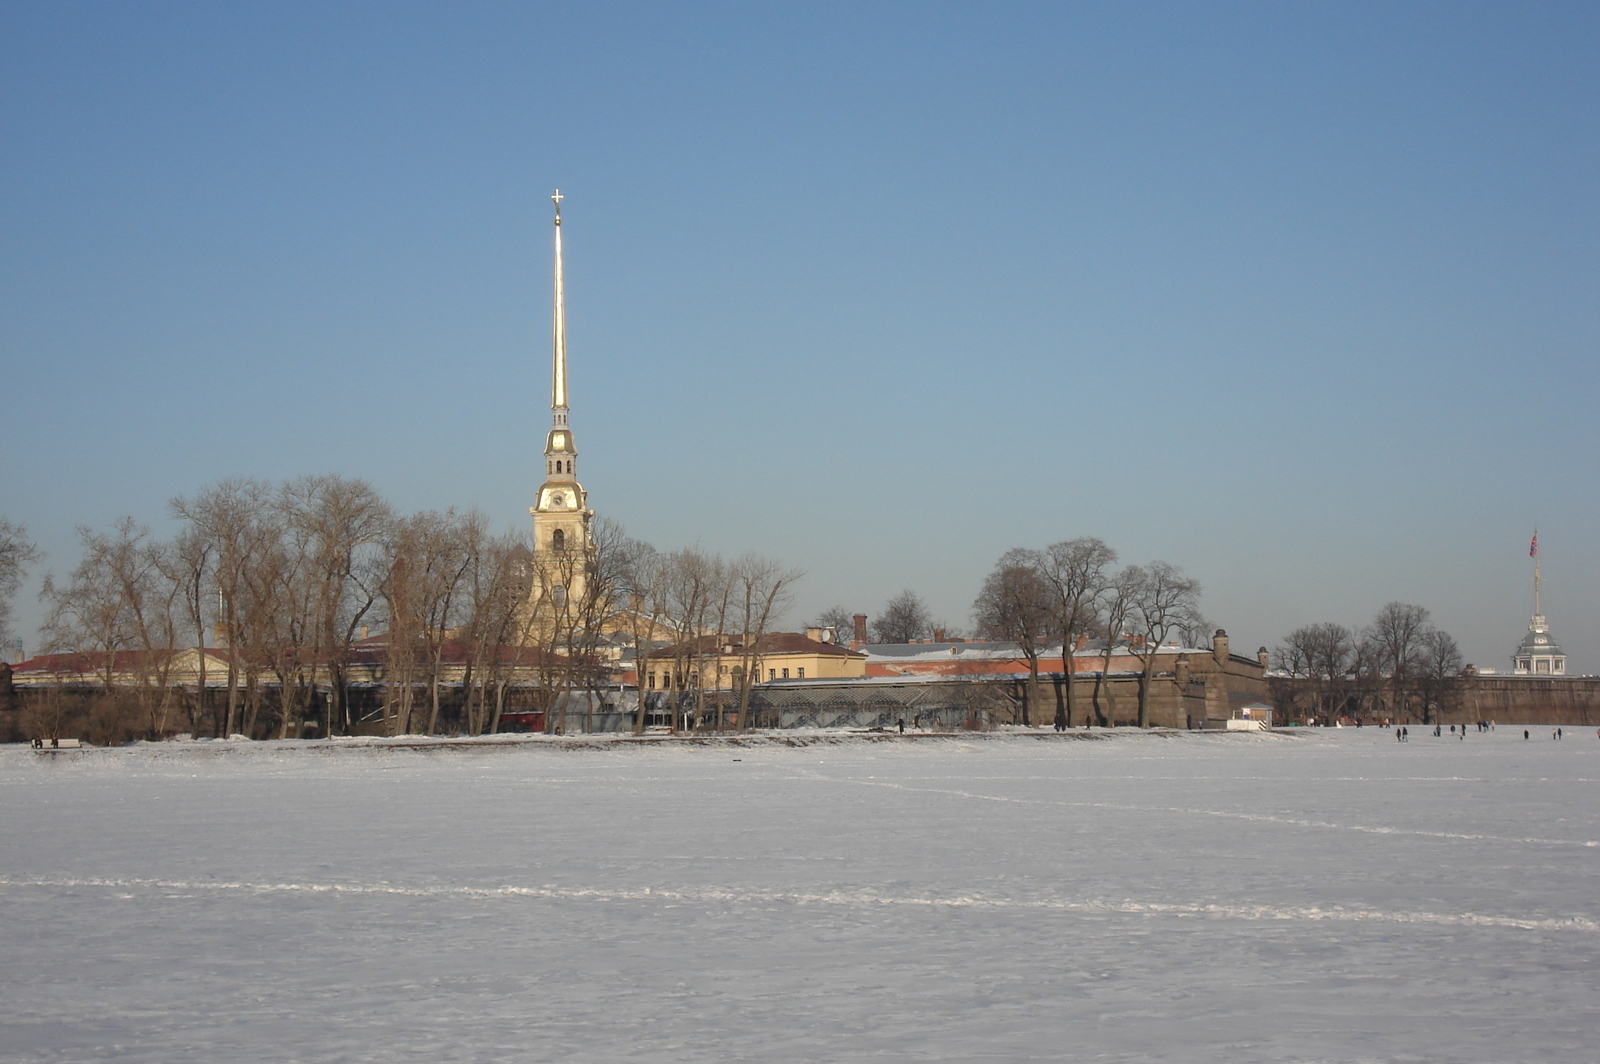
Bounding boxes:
[32,477,558,739]
[22,476,806,741]
[811,591,939,645]
[614,548,801,734]
[968,539,1206,728]
[1272,603,1463,724]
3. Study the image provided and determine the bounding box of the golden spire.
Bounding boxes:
[551,189,567,419]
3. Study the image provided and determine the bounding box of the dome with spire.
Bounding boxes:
[1513,617,1566,675]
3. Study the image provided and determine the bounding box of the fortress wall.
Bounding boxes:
[1460,677,1600,727]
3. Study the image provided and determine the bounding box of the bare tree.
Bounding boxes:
[973,549,1053,727]
[40,518,182,737]
[253,521,313,739]
[653,548,728,732]
[160,528,214,734]
[617,540,671,735]
[1364,602,1432,723]
[519,513,634,735]
[279,475,392,736]
[566,515,637,733]
[461,531,537,735]
[379,510,480,735]
[1415,627,1464,725]
[1273,622,1358,724]
[871,590,932,644]
[171,478,277,737]
[1121,562,1203,729]
[1091,568,1136,727]
[1037,537,1116,728]
[1175,611,1215,650]
[0,519,42,651]
[726,553,802,730]
[450,525,524,736]
[809,605,856,644]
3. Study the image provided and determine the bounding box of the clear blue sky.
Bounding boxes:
[3,1,1596,670]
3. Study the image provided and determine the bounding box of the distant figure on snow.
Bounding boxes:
[897,717,905,734]
[1525,730,1530,740]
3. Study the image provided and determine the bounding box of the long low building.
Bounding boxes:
[752,630,1272,730]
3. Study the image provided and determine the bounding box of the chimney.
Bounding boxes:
[805,626,822,643]
[822,625,837,644]
[1175,653,1190,686]
[1257,646,1269,670]
[1212,629,1229,666]
[933,628,946,643]
[360,625,370,641]
[853,613,868,643]
[1075,633,1089,651]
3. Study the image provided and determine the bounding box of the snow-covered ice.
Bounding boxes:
[2,729,1596,1063]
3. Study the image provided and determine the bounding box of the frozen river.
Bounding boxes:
[2,728,1596,1062]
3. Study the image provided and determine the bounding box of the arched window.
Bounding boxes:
[552,528,566,551]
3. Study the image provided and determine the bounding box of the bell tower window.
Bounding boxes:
[551,528,565,551]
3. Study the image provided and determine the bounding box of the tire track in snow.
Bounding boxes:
[822,776,1600,848]
[2,874,1595,934]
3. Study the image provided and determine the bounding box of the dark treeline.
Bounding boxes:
[1269,603,1463,725]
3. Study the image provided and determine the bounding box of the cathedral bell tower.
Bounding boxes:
[529,189,594,614]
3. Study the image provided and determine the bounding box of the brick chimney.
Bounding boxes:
[853,613,868,643]
[805,626,822,643]
[933,628,946,642]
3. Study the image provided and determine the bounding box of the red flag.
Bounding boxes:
[1530,532,1538,558]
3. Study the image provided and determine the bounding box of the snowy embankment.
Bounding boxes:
[3,729,1596,1063]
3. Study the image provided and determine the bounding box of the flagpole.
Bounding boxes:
[1531,529,1540,620]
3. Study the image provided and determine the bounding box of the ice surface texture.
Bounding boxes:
[2,730,1596,1063]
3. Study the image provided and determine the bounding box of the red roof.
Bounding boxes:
[646,632,865,660]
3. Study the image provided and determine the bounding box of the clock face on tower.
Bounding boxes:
[549,492,566,509]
